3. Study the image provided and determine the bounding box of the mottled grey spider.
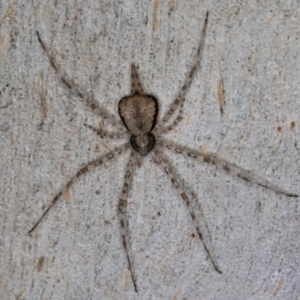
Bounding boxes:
[29,12,298,292]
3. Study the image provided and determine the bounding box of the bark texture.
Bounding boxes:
[1,1,299,299]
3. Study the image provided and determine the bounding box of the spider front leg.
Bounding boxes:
[152,147,222,274]
[158,139,299,198]
[118,151,139,292]
[36,31,124,130]
[130,64,144,94]
[84,123,129,139]
[155,11,209,135]
[28,143,130,234]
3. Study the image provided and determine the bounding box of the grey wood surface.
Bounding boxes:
[1,1,299,299]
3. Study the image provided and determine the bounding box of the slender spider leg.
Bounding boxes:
[118,151,138,292]
[36,31,124,129]
[31,10,300,290]
[156,11,208,134]
[130,64,144,94]
[152,147,222,274]
[84,123,129,139]
[153,106,184,136]
[28,143,130,234]
[158,139,299,198]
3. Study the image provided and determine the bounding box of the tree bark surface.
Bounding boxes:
[1,1,299,299]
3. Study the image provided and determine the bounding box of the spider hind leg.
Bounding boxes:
[152,147,222,274]
[118,151,139,292]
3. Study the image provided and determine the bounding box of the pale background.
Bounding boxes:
[1,0,300,299]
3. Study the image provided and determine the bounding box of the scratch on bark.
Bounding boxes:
[37,256,45,272]
[4,3,15,19]
[38,72,47,119]
[153,0,161,30]
[273,277,284,296]
[217,79,225,115]
[0,101,12,109]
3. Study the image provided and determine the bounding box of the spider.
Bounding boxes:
[29,12,298,293]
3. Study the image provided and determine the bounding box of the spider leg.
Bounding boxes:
[84,123,129,139]
[130,64,144,94]
[152,147,222,274]
[158,139,299,198]
[155,11,208,135]
[154,105,184,135]
[28,143,130,234]
[36,31,124,129]
[118,150,138,292]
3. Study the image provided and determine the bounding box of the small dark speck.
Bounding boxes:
[37,256,45,272]
[37,122,44,131]
[157,211,161,216]
[277,126,282,132]
[95,190,100,195]
[290,121,295,130]
[0,122,10,132]
[191,233,196,238]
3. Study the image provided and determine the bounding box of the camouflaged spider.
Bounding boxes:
[29,12,298,293]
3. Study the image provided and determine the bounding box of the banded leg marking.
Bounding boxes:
[28,143,130,234]
[130,64,144,94]
[36,31,124,129]
[118,151,138,292]
[158,139,298,198]
[152,147,222,274]
[84,123,128,139]
[156,11,209,133]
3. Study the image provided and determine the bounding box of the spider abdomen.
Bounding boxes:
[130,133,156,156]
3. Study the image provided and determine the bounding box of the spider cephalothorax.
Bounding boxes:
[29,11,298,293]
[119,89,158,156]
